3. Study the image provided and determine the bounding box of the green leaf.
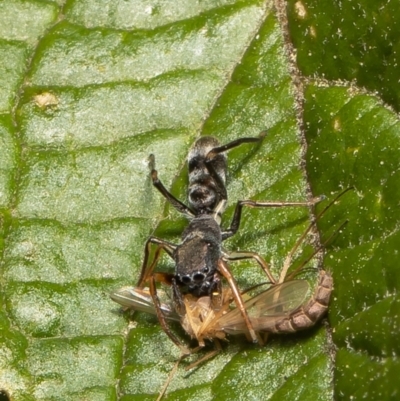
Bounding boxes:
[304,85,400,400]
[0,1,398,401]
[287,0,400,112]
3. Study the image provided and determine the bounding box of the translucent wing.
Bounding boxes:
[218,280,309,334]
[110,286,180,322]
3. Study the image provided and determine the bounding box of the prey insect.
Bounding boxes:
[112,268,331,401]
[112,270,332,368]
[136,133,322,347]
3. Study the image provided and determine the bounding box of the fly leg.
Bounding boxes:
[224,250,277,284]
[156,355,184,401]
[185,339,223,371]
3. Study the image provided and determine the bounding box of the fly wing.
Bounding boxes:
[110,286,180,322]
[218,280,309,334]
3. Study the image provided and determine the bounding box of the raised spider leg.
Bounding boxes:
[205,133,266,159]
[203,135,266,215]
[137,236,176,287]
[224,250,276,284]
[149,154,195,218]
[221,196,324,240]
[217,259,264,344]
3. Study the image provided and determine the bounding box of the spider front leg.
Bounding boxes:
[203,135,265,214]
[149,154,195,218]
[149,275,191,355]
[136,236,192,353]
[217,259,264,345]
[137,236,176,287]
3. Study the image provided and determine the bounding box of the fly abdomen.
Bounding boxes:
[273,270,333,333]
[188,136,227,214]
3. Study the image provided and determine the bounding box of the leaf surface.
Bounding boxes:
[0,1,398,400]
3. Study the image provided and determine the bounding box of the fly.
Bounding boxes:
[111,271,332,369]
[112,269,331,337]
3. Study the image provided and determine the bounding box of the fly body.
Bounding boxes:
[111,270,333,361]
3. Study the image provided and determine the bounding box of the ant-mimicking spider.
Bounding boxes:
[127,133,323,349]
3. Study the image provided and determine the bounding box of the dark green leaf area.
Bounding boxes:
[335,349,400,401]
[334,294,400,359]
[203,12,296,140]
[304,85,400,398]
[203,81,294,144]
[270,353,332,401]
[305,85,400,243]
[287,0,400,112]
[212,330,329,400]
[327,229,400,326]
[232,13,293,87]
[327,241,384,326]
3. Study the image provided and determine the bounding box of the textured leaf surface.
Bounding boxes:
[287,0,400,112]
[0,1,398,401]
[305,85,400,401]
